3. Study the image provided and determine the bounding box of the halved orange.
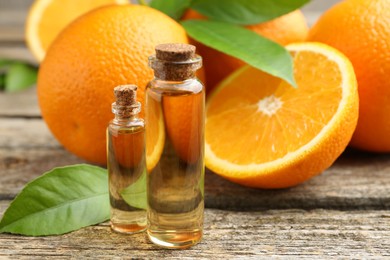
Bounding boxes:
[25,0,129,62]
[205,42,359,189]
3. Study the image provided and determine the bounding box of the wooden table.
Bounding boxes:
[2,67,390,260]
[1,1,390,258]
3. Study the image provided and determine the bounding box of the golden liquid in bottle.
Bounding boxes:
[107,125,147,233]
[146,85,205,248]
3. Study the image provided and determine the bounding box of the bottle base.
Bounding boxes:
[110,222,146,234]
[147,229,202,249]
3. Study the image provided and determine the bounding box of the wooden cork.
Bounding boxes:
[113,85,139,117]
[114,85,137,106]
[153,43,198,81]
[155,43,195,62]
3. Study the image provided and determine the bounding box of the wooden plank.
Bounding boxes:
[0,1,30,42]
[0,87,40,118]
[0,28,25,43]
[1,117,390,210]
[0,46,37,64]
[0,118,56,148]
[0,0,33,25]
[0,148,85,198]
[0,204,389,258]
[0,87,39,117]
[0,0,34,13]
[1,118,390,210]
[205,150,390,210]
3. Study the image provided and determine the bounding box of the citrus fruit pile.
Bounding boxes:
[26,0,388,189]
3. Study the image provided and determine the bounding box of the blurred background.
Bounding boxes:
[0,0,341,63]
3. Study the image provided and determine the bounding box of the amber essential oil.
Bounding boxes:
[145,43,205,248]
[107,85,147,233]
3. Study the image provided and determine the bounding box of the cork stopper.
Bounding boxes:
[114,85,137,106]
[155,43,195,62]
[150,43,201,81]
[112,85,140,117]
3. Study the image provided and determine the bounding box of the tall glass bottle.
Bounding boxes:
[145,43,205,248]
[107,85,147,234]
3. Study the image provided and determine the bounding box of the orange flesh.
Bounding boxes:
[206,51,342,164]
[145,95,164,170]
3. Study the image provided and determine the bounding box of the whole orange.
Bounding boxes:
[308,0,390,152]
[182,9,308,92]
[38,4,188,165]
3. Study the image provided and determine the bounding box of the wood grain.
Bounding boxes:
[1,116,390,211]
[1,93,388,258]
[0,90,389,211]
[0,86,40,117]
[1,204,389,258]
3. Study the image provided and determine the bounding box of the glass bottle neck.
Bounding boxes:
[152,77,197,84]
[148,54,202,81]
[113,114,137,122]
[111,102,141,123]
[111,112,144,129]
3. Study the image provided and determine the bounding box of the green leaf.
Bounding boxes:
[190,0,310,25]
[150,0,193,20]
[0,164,109,236]
[4,62,37,92]
[0,74,4,90]
[120,170,147,210]
[0,59,11,90]
[0,59,12,68]
[182,20,296,87]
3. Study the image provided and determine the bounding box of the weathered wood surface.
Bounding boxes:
[0,87,40,117]
[2,137,390,211]
[1,204,390,259]
[1,83,390,259]
[2,89,390,212]
[2,1,390,258]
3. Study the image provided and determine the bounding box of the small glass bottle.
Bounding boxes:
[145,43,205,248]
[107,85,147,233]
